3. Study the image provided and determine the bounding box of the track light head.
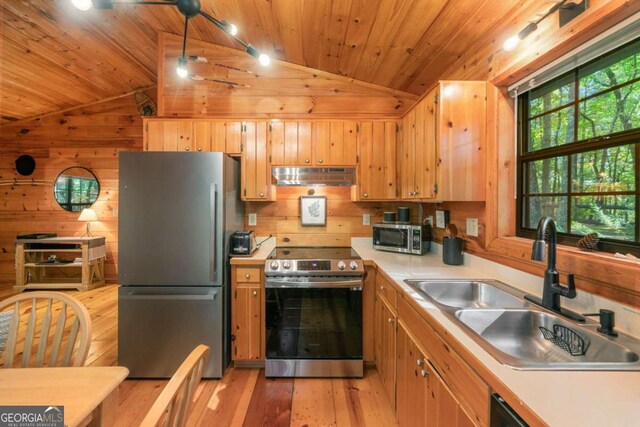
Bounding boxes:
[221,21,238,36]
[503,22,538,51]
[71,0,93,11]
[246,45,271,67]
[176,57,188,78]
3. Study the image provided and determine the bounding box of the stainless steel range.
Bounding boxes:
[264,247,364,378]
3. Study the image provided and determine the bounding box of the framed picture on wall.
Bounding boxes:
[300,196,327,226]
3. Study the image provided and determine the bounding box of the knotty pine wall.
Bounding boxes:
[246,187,419,247]
[0,95,148,285]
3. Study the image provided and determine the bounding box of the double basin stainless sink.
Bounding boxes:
[404,279,640,370]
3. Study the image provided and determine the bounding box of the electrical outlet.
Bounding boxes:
[248,213,257,227]
[467,218,479,237]
[363,214,371,226]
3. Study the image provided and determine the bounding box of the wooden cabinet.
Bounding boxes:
[375,274,397,407]
[396,322,429,426]
[242,121,273,201]
[270,121,312,165]
[400,81,487,201]
[231,266,263,361]
[400,96,437,200]
[436,81,486,201]
[312,121,358,166]
[144,120,194,152]
[428,362,477,427]
[144,119,244,154]
[357,121,398,200]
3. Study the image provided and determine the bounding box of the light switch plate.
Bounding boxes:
[248,213,257,226]
[467,218,479,237]
[363,214,371,226]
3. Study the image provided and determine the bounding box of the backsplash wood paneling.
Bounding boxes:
[246,187,420,247]
[0,95,147,285]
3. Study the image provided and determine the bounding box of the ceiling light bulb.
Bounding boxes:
[258,53,271,67]
[71,0,93,11]
[176,57,188,78]
[503,35,520,52]
[228,23,238,36]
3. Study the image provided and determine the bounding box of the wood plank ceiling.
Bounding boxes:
[0,0,539,124]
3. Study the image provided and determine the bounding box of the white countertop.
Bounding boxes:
[229,236,276,264]
[352,237,640,427]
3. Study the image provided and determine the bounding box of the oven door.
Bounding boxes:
[265,277,363,361]
[373,225,411,253]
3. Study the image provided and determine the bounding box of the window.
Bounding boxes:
[517,37,640,254]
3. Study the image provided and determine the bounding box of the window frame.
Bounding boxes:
[516,38,640,256]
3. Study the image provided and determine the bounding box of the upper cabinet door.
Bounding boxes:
[144,120,193,152]
[415,94,437,200]
[297,122,312,165]
[437,81,486,202]
[312,121,358,166]
[357,121,397,200]
[400,110,416,199]
[144,120,165,151]
[226,122,243,155]
[193,121,212,152]
[210,122,226,152]
[242,122,272,201]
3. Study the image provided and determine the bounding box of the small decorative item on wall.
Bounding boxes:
[435,209,450,229]
[300,196,326,226]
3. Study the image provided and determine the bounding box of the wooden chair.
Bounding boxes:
[140,345,211,427]
[0,291,92,368]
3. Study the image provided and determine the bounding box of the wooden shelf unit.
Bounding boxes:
[15,237,106,292]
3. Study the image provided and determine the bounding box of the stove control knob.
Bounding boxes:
[270,261,279,270]
[282,260,292,270]
[349,261,358,270]
[337,261,346,271]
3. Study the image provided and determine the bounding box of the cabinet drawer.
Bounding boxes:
[375,274,397,309]
[236,267,261,283]
[398,295,490,426]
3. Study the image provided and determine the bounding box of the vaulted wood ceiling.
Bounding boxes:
[1,0,549,123]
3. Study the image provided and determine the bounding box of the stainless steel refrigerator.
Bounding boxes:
[118,152,242,378]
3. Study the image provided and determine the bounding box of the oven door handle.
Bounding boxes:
[266,279,363,289]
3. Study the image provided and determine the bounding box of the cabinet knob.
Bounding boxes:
[253,290,257,296]
[388,318,394,324]
[185,147,190,151]
[198,147,202,152]
[363,193,368,198]
[417,359,424,367]
[305,159,310,164]
[421,369,428,378]
[318,159,323,164]
[380,285,384,291]
[414,190,419,195]
[245,273,250,279]
[409,192,414,196]
[259,192,265,198]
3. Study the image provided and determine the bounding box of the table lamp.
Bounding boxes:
[78,208,98,237]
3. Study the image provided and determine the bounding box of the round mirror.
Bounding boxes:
[53,167,100,212]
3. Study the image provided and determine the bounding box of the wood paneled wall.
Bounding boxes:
[158,33,418,119]
[0,95,148,285]
[246,187,418,247]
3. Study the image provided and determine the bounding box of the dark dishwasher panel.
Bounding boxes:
[490,394,529,427]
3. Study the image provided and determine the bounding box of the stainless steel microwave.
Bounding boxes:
[373,223,431,255]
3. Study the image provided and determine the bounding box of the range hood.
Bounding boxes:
[272,167,356,187]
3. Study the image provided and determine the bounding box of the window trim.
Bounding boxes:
[516,38,640,255]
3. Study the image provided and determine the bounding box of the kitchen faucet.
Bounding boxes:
[524,217,585,322]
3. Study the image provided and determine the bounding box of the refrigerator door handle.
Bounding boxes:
[211,182,218,282]
[120,290,218,301]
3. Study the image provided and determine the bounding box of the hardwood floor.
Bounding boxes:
[0,285,398,427]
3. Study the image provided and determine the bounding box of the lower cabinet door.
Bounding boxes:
[233,285,262,360]
[427,360,476,427]
[396,323,429,426]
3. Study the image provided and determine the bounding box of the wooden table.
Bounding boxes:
[0,367,128,427]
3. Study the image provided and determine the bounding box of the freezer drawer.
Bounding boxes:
[118,286,225,378]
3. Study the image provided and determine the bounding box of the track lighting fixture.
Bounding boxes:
[71,0,271,79]
[502,0,588,52]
